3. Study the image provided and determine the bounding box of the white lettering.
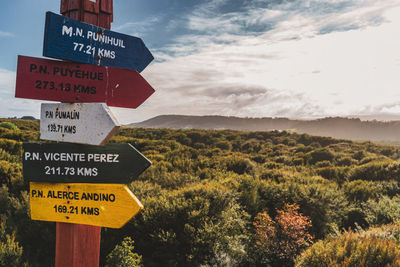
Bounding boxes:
[87,154,119,162]
[62,26,73,37]
[87,31,94,39]
[75,28,83,37]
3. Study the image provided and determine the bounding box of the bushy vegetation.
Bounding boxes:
[0,122,18,131]
[105,237,142,267]
[1,118,400,266]
[253,203,313,266]
[295,225,400,266]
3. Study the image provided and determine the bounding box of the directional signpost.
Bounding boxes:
[18,0,155,266]
[23,143,151,183]
[40,103,119,145]
[30,182,143,228]
[43,11,153,72]
[16,55,155,108]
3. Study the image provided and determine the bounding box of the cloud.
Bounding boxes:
[112,1,400,124]
[0,95,42,119]
[0,69,42,119]
[0,69,15,94]
[166,0,399,52]
[0,30,14,37]
[113,16,161,37]
[358,102,400,115]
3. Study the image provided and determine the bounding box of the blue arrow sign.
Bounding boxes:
[43,12,154,72]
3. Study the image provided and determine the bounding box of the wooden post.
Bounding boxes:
[55,223,101,267]
[55,1,113,266]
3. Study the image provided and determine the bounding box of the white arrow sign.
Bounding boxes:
[40,103,120,145]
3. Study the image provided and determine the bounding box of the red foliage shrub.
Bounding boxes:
[253,203,313,266]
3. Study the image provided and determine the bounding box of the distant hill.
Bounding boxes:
[129,115,400,142]
[20,116,37,120]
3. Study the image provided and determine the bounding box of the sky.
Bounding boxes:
[1,0,400,124]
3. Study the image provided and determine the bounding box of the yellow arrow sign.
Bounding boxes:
[29,182,143,228]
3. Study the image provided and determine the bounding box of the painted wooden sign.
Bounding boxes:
[23,143,151,183]
[15,55,155,108]
[40,103,119,145]
[30,182,143,228]
[43,11,153,72]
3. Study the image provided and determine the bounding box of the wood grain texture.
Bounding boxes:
[61,0,113,29]
[55,223,101,267]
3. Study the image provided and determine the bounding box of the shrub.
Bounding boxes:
[295,230,400,267]
[0,232,24,267]
[352,150,366,161]
[293,158,304,166]
[0,139,22,155]
[0,161,22,187]
[251,155,266,164]
[343,180,379,202]
[337,156,357,166]
[131,183,249,266]
[215,141,231,150]
[253,203,313,266]
[376,181,400,197]
[259,169,283,181]
[257,178,349,238]
[315,160,332,167]
[347,161,395,181]
[263,161,281,169]
[147,171,199,189]
[0,122,18,130]
[316,166,341,181]
[363,196,400,226]
[307,149,335,165]
[224,156,256,175]
[106,237,142,267]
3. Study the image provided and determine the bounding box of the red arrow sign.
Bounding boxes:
[15,55,154,108]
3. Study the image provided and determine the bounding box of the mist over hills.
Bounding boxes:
[129,115,400,143]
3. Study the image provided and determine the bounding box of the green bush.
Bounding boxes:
[347,161,400,182]
[131,183,249,266]
[256,177,349,238]
[296,229,400,267]
[363,196,400,226]
[0,161,22,187]
[0,122,18,130]
[337,156,357,166]
[224,156,256,175]
[307,148,335,165]
[315,160,332,167]
[343,180,379,202]
[0,233,24,267]
[0,139,22,155]
[293,157,304,166]
[315,166,345,183]
[215,141,231,150]
[106,237,142,267]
